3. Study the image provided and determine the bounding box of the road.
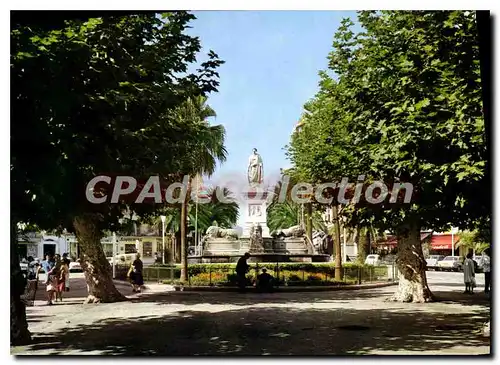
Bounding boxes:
[13,270,490,355]
[426,270,485,290]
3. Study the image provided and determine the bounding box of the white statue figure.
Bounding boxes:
[247,148,263,186]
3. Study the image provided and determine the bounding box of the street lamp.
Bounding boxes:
[195,194,199,256]
[112,232,117,279]
[160,215,166,264]
[451,227,459,257]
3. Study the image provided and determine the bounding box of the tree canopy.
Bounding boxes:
[286,11,489,302]
[11,11,228,307]
[11,12,225,232]
[287,11,488,233]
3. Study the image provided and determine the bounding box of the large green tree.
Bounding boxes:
[11,12,224,344]
[287,11,488,302]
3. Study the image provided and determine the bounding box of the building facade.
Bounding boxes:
[18,232,69,260]
[18,232,172,262]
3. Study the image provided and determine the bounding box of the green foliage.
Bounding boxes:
[11,12,225,233]
[267,201,300,231]
[146,262,389,286]
[141,186,239,234]
[286,11,488,232]
[457,230,490,253]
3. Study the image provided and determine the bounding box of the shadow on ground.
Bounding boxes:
[14,303,490,356]
[130,288,394,306]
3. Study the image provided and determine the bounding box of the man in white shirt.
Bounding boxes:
[481,248,491,293]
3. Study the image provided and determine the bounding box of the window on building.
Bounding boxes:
[102,243,113,257]
[143,242,153,257]
[125,244,136,254]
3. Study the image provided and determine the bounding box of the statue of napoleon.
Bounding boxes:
[247,148,264,187]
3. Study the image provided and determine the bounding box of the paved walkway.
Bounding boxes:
[12,272,491,355]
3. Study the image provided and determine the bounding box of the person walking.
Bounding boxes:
[41,254,55,285]
[45,255,61,305]
[463,252,476,294]
[21,258,41,306]
[236,252,250,292]
[481,248,491,294]
[129,253,144,293]
[55,258,69,302]
[62,253,71,292]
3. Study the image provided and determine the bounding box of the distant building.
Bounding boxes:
[17,232,69,259]
[18,231,172,262]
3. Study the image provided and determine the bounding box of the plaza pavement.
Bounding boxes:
[11,271,491,356]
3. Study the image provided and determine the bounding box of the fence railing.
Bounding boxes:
[116,262,398,287]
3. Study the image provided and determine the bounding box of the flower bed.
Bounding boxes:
[136,262,391,287]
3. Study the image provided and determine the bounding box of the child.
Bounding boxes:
[46,269,58,305]
[463,252,476,294]
[55,260,69,302]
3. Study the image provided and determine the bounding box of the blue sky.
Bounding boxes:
[186,11,358,186]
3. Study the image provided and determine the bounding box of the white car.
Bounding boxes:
[426,255,445,270]
[108,253,136,266]
[472,256,484,272]
[365,254,380,266]
[437,256,462,271]
[69,260,82,272]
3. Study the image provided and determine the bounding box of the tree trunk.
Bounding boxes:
[73,214,127,304]
[173,232,181,263]
[305,202,313,244]
[180,179,191,282]
[357,227,370,264]
[10,220,31,346]
[332,204,343,281]
[388,220,433,303]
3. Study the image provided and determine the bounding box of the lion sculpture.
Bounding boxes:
[205,226,239,240]
[270,225,305,238]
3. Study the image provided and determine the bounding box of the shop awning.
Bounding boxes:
[377,232,432,247]
[430,234,460,250]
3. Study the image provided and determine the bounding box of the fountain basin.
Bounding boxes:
[187,253,331,264]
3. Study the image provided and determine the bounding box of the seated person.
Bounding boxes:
[256,268,274,292]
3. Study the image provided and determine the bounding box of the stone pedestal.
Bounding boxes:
[240,189,271,238]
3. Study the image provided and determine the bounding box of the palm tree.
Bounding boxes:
[267,200,328,233]
[267,201,300,232]
[144,186,238,262]
[456,230,490,255]
[194,187,239,232]
[172,96,227,281]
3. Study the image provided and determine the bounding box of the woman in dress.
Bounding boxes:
[463,252,476,294]
[130,253,144,293]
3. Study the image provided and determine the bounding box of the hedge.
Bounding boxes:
[122,262,392,286]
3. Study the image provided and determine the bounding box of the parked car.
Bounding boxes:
[69,259,83,272]
[437,256,462,271]
[426,255,445,270]
[472,256,484,273]
[379,254,396,265]
[365,254,380,266]
[108,253,136,266]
